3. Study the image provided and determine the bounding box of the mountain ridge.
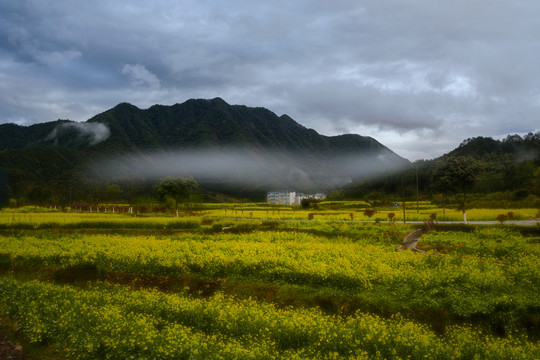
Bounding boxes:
[0,98,409,202]
[0,98,401,158]
[85,98,394,157]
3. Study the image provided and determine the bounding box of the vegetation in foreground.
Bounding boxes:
[0,204,538,359]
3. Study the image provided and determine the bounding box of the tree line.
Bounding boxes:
[2,176,201,214]
[2,134,538,210]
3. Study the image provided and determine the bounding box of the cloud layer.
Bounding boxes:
[45,122,110,145]
[1,1,539,160]
[90,148,407,191]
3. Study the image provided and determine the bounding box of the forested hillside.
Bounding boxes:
[0,98,407,206]
[343,132,540,207]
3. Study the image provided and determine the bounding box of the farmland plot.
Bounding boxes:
[0,210,538,359]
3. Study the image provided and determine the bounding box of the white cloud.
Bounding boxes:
[46,122,110,145]
[122,64,161,88]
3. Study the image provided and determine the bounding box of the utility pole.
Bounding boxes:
[401,176,406,223]
[416,167,419,214]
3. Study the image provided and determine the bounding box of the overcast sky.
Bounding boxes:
[1,0,539,160]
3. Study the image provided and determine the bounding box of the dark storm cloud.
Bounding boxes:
[0,0,538,159]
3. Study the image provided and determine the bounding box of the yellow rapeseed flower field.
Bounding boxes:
[0,203,538,359]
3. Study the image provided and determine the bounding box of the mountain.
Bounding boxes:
[85,98,394,155]
[0,98,408,203]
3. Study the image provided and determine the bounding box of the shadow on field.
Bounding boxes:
[52,263,100,283]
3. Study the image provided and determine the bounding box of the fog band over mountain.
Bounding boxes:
[89,148,406,191]
[46,122,110,145]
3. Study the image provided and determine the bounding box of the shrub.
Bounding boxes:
[512,189,530,201]
[201,219,214,225]
[363,209,376,218]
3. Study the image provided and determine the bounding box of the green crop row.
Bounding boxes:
[1,276,537,359]
[1,229,538,326]
[2,205,538,224]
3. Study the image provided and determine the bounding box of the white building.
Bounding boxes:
[267,191,326,205]
[267,191,296,205]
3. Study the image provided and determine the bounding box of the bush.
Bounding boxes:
[512,189,530,201]
[363,209,376,218]
[201,219,214,225]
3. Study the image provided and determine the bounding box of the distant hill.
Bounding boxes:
[447,134,540,162]
[0,98,409,203]
[343,132,540,200]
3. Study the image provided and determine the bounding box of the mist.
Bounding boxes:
[46,122,110,145]
[89,148,407,191]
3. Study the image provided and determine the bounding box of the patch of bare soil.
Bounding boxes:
[0,331,25,360]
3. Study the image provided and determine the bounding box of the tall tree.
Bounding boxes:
[104,184,123,204]
[27,186,52,210]
[432,156,483,223]
[154,176,198,216]
[533,167,540,196]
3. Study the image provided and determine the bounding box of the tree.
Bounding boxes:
[533,167,540,196]
[327,189,345,201]
[300,198,311,209]
[154,176,198,216]
[27,186,52,210]
[432,156,483,223]
[104,184,123,204]
[363,208,376,218]
[504,161,536,190]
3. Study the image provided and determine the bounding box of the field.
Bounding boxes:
[0,203,539,359]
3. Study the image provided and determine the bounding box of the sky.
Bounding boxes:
[1,0,539,161]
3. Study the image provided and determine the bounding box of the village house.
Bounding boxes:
[267,191,326,205]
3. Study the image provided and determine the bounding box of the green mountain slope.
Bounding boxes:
[0,98,409,202]
[85,98,391,155]
[343,133,540,200]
